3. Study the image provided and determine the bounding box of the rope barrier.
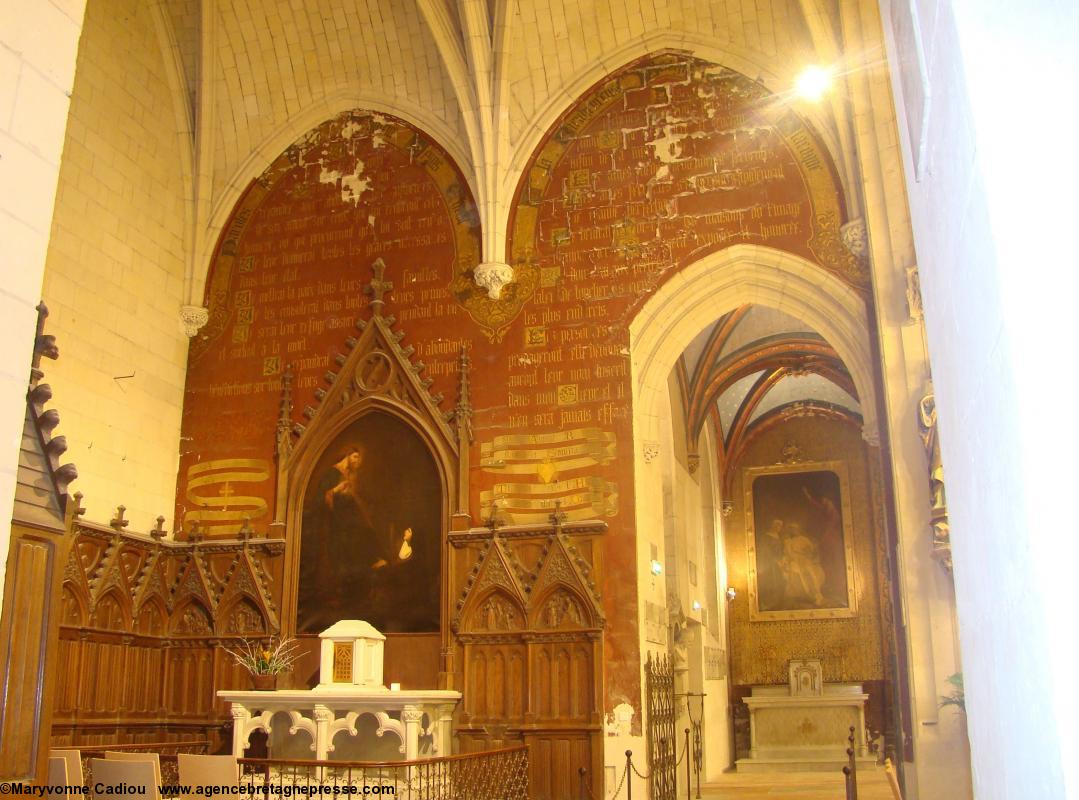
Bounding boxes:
[610,759,630,799]
[628,754,651,780]
[675,732,689,767]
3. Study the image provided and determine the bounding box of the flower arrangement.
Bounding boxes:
[223,636,301,676]
[939,672,965,713]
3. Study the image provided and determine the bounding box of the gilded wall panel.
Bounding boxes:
[727,417,886,686]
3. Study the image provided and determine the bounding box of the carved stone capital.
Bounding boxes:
[905,264,924,323]
[473,262,515,300]
[230,704,251,720]
[180,305,209,338]
[401,705,424,724]
[861,422,881,447]
[840,218,868,264]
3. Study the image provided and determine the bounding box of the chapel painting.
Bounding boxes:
[297,412,441,634]
[745,462,856,620]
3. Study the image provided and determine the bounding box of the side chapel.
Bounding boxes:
[8,0,1054,798]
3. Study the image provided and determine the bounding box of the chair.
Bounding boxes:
[90,759,156,800]
[178,754,239,788]
[104,752,161,800]
[47,758,68,788]
[48,749,84,785]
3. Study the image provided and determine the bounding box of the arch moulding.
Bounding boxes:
[630,245,877,450]
[194,90,476,306]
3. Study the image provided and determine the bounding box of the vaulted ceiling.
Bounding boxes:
[675,304,862,480]
[150,0,861,309]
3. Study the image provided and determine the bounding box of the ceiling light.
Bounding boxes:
[794,65,833,102]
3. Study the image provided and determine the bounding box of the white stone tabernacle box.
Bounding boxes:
[317,619,385,690]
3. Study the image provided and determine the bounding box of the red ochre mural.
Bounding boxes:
[180,110,480,537]
[178,53,855,716]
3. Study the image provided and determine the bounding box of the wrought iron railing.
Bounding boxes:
[238,745,529,800]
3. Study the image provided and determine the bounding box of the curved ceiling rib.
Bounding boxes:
[674,302,864,483]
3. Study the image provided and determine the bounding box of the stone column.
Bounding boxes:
[402,705,424,760]
[230,705,251,757]
[313,705,334,761]
[435,704,455,755]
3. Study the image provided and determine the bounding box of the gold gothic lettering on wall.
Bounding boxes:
[183,458,272,533]
[457,55,865,343]
[479,428,618,524]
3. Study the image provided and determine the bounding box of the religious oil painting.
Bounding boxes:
[297,411,441,634]
[744,461,857,621]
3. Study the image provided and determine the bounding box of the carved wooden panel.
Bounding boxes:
[450,522,605,800]
[51,521,285,749]
[0,525,70,783]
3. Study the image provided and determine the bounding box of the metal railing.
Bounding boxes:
[238,745,530,800]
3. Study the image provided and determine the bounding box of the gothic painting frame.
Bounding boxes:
[295,410,443,634]
[743,460,857,622]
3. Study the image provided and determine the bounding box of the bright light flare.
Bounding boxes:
[794,65,833,102]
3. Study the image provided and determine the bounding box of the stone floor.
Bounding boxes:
[697,767,896,799]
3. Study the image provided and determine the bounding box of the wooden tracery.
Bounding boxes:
[52,519,287,749]
[449,519,607,800]
[274,259,471,683]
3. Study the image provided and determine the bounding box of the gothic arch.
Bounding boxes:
[171,598,214,637]
[528,583,595,630]
[61,583,88,627]
[630,244,876,446]
[135,597,168,636]
[216,594,267,637]
[90,588,132,632]
[461,587,527,633]
[500,37,853,259]
[281,394,457,638]
[195,92,476,304]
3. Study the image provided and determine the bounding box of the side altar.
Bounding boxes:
[736,659,875,772]
[219,621,461,761]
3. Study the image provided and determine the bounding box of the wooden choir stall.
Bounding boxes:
[41,271,608,799]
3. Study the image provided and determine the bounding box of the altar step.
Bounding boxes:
[702,767,894,799]
[735,755,878,773]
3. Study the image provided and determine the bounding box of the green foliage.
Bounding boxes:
[223,637,301,676]
[939,672,965,712]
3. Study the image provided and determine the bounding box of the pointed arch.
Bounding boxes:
[498,34,853,259]
[216,594,267,636]
[135,596,168,636]
[90,588,131,632]
[171,597,214,636]
[630,244,876,447]
[61,583,88,627]
[195,91,477,304]
[528,583,595,630]
[462,587,527,633]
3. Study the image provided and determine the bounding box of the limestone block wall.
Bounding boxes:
[0,0,86,599]
[40,0,190,534]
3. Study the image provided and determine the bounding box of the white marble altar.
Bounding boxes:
[736,659,875,773]
[219,621,461,762]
